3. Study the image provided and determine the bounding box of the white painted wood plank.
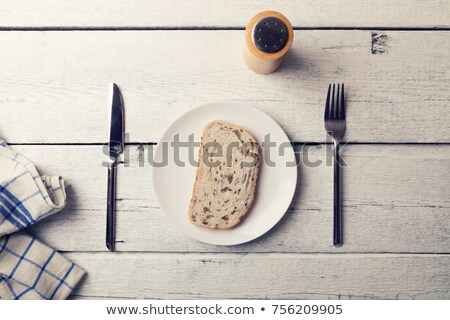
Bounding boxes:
[0,30,449,143]
[67,253,450,299]
[10,144,448,253]
[0,1,449,28]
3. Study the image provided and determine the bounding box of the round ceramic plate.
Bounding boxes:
[152,102,297,245]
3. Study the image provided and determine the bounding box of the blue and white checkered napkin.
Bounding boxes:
[0,138,85,299]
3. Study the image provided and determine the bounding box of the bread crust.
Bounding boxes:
[188,120,259,229]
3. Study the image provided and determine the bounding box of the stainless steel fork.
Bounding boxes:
[324,83,346,247]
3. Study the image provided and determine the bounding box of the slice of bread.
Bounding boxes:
[188,120,260,229]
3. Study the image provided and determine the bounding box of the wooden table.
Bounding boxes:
[1,1,449,299]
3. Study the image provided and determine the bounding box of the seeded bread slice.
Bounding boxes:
[188,120,260,229]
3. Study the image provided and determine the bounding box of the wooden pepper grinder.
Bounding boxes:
[244,11,294,74]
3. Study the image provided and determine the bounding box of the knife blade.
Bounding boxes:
[106,83,124,252]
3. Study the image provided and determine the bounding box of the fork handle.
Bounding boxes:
[333,141,342,247]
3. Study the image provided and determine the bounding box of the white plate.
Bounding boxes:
[152,102,297,245]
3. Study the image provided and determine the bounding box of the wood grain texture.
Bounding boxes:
[67,252,450,299]
[9,144,448,253]
[2,3,450,300]
[0,0,449,28]
[0,30,449,143]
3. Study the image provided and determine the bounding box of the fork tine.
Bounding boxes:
[331,83,336,118]
[341,83,345,119]
[324,84,331,120]
[336,84,341,118]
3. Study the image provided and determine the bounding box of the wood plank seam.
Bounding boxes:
[1,27,450,31]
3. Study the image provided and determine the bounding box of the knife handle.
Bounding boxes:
[106,160,117,252]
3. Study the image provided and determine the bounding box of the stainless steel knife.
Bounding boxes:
[106,83,124,252]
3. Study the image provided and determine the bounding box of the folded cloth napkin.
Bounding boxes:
[0,138,85,299]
